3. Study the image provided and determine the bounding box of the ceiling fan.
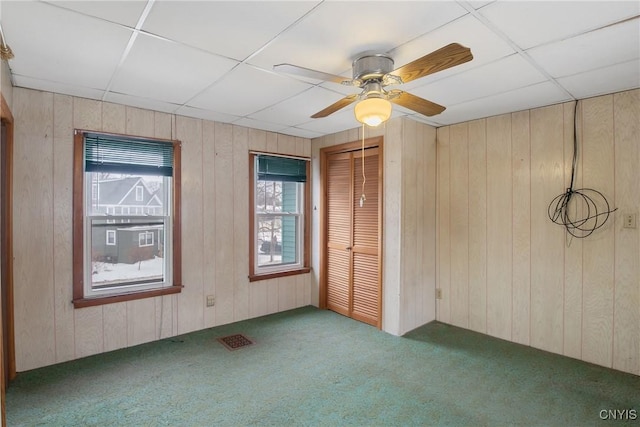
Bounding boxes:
[274,43,473,126]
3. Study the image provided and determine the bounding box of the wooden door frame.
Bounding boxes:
[319,136,383,327]
[0,92,15,427]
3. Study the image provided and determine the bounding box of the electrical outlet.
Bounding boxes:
[436,288,442,300]
[206,295,215,307]
[623,213,637,229]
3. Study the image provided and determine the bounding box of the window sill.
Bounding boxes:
[249,267,311,282]
[73,284,182,308]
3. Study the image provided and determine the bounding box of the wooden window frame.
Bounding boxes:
[248,152,310,282]
[72,130,182,308]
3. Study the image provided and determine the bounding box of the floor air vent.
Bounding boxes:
[217,334,254,351]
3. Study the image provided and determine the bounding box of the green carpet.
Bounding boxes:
[6,306,639,426]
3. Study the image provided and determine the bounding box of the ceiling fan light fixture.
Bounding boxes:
[354,97,392,127]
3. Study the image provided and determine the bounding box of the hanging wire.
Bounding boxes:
[547,100,617,240]
[359,123,366,207]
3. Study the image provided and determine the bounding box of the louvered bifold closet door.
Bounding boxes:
[326,152,352,316]
[351,148,380,326]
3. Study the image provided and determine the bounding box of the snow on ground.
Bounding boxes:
[92,257,164,285]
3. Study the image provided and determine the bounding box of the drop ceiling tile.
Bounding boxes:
[435,81,572,125]
[480,1,640,50]
[557,59,640,99]
[233,118,288,134]
[248,1,467,75]
[248,87,354,127]
[389,14,516,91]
[527,18,640,78]
[12,75,105,101]
[142,1,320,61]
[410,53,547,107]
[469,1,496,10]
[109,33,239,105]
[43,0,148,27]
[295,108,362,135]
[103,92,180,115]
[2,1,132,90]
[279,127,324,139]
[174,105,241,124]
[187,64,311,117]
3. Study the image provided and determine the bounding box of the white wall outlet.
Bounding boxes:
[436,288,442,300]
[206,295,215,307]
[623,213,637,229]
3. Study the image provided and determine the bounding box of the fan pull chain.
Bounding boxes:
[359,123,366,208]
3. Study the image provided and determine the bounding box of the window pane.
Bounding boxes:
[257,214,299,267]
[86,172,167,217]
[91,218,165,290]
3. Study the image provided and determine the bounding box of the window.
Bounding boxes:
[73,130,182,307]
[249,153,310,281]
[139,231,154,247]
[135,185,143,201]
[106,230,116,245]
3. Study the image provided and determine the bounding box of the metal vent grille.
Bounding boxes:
[217,334,254,351]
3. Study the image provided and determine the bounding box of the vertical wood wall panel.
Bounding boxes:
[422,124,437,324]
[511,111,531,345]
[102,303,127,352]
[102,102,125,134]
[73,98,102,131]
[581,95,615,368]
[126,298,157,346]
[74,306,103,359]
[436,127,451,324]
[437,91,639,374]
[563,101,583,360]
[176,117,204,334]
[13,89,56,370]
[233,126,250,321]
[402,121,418,330]
[52,94,75,363]
[530,105,564,354]
[202,121,217,328]
[612,90,640,375]
[449,124,469,329]
[467,120,487,333]
[485,115,512,340]
[126,107,154,138]
[213,123,235,325]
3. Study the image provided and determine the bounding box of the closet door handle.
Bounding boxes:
[345,246,352,251]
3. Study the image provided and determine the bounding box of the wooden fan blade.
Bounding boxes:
[389,91,445,117]
[389,43,473,84]
[311,95,358,118]
[274,63,353,85]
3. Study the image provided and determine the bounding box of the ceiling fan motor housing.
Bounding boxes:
[352,54,394,81]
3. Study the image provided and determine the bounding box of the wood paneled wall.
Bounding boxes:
[436,89,639,375]
[0,61,11,110]
[312,117,437,336]
[12,87,311,372]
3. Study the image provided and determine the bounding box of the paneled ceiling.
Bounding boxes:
[1,1,638,138]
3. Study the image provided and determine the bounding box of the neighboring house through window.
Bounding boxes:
[249,153,310,281]
[73,130,182,307]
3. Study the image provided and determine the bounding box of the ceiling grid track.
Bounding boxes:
[101,0,156,102]
[456,0,576,101]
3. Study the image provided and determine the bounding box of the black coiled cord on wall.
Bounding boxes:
[547,101,617,239]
